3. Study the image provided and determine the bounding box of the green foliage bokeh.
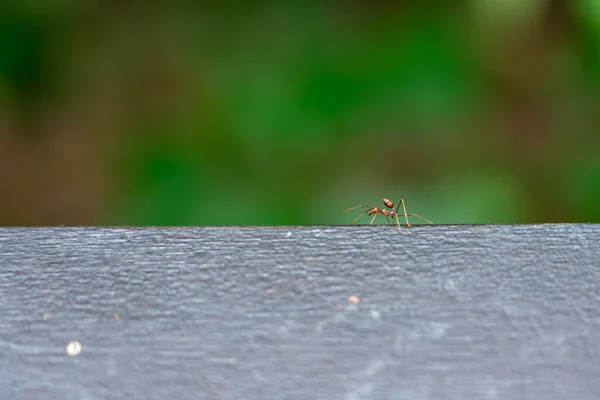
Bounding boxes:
[0,1,599,226]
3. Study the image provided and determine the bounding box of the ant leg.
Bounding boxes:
[404,213,433,224]
[395,198,411,227]
[394,215,402,234]
[385,215,391,225]
[369,212,378,225]
[352,210,371,225]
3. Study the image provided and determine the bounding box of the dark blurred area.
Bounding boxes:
[0,1,599,226]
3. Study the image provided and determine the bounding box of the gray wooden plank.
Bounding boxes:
[1,225,600,400]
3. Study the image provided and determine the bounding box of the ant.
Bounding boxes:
[343,197,432,234]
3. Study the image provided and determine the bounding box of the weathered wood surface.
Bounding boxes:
[1,225,600,400]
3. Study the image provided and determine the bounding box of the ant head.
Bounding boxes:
[368,207,381,215]
[382,198,394,209]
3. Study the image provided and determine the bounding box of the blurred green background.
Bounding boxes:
[0,1,599,226]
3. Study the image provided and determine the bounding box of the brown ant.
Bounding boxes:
[343,198,432,234]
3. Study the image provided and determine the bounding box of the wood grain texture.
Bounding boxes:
[1,225,600,400]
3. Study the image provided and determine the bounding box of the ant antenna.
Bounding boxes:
[343,205,374,225]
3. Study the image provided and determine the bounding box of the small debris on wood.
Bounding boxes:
[66,341,82,357]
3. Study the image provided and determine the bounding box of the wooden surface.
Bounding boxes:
[1,224,600,399]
